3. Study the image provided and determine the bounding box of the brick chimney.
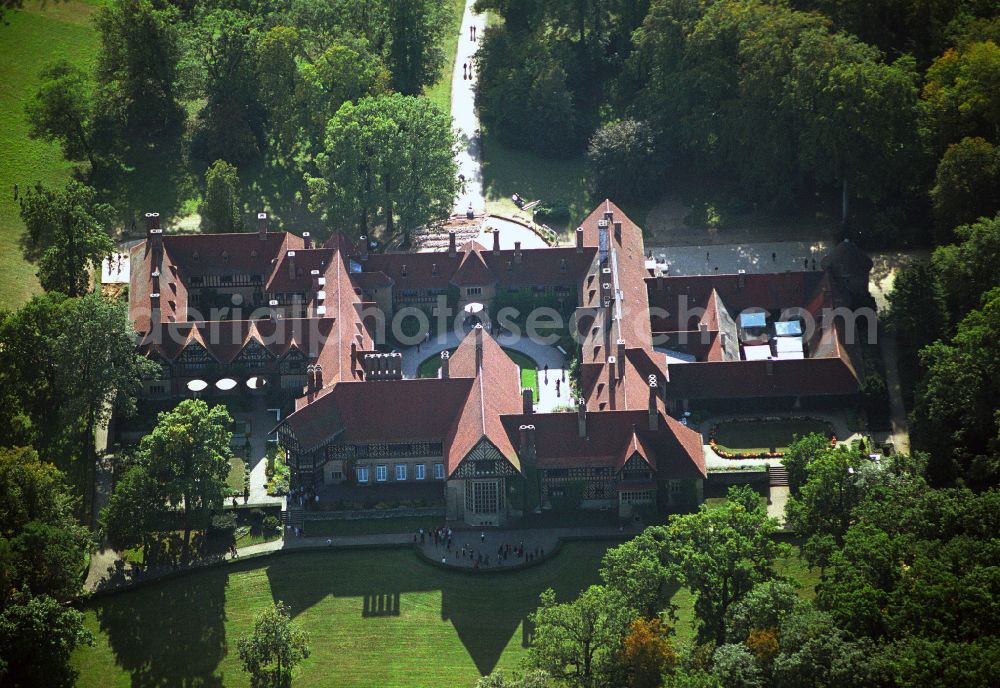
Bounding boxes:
[608,356,617,387]
[257,212,268,240]
[519,424,536,461]
[616,339,626,377]
[314,363,323,390]
[493,228,501,252]
[603,209,613,222]
[474,323,483,370]
[577,397,587,438]
[514,241,522,264]
[359,234,369,261]
[448,230,457,258]
[766,359,774,376]
[648,376,659,431]
[302,231,312,249]
[145,212,162,251]
[311,269,321,291]
[522,388,533,414]
[287,251,297,280]
[440,350,450,379]
[305,363,316,396]
[576,226,584,252]
[614,220,622,243]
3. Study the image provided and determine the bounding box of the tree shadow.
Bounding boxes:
[92,131,195,227]
[95,564,229,687]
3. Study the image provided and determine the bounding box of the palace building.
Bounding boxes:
[128,201,869,525]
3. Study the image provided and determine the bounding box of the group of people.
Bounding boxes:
[291,485,320,509]
[418,527,547,569]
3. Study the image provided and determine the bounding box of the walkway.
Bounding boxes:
[397,328,569,411]
[452,0,486,215]
[415,526,630,570]
[86,526,631,594]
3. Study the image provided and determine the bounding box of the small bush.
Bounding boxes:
[534,199,570,225]
[262,515,281,534]
[209,512,237,536]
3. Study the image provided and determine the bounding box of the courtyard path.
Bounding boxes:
[452,0,486,215]
[85,526,631,594]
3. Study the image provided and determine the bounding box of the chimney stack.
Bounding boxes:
[608,356,617,387]
[145,213,162,251]
[519,424,536,461]
[474,324,484,370]
[514,241,522,264]
[314,363,323,390]
[613,220,622,243]
[493,228,501,252]
[737,269,746,290]
[287,251,297,280]
[440,350,450,379]
[448,230,457,258]
[766,359,774,376]
[648,376,659,431]
[522,388,533,414]
[576,226,584,252]
[616,339,626,377]
[311,269,321,291]
[302,231,312,249]
[257,212,268,241]
[577,397,587,438]
[359,234,369,261]
[305,364,316,395]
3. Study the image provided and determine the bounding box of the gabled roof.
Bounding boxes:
[499,410,706,479]
[444,328,523,476]
[282,378,474,452]
[451,247,496,286]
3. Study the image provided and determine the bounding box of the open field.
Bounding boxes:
[73,541,819,687]
[713,419,832,454]
[0,0,100,310]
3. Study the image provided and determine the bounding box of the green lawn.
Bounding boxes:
[480,131,591,236]
[422,0,466,114]
[713,419,832,454]
[417,346,539,400]
[72,541,819,686]
[227,456,246,494]
[73,542,614,688]
[0,0,100,309]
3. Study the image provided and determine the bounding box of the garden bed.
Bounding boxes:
[709,417,834,458]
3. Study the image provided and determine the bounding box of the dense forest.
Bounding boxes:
[475,0,999,246]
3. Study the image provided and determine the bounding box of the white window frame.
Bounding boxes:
[415,463,426,480]
[376,464,388,482]
[434,463,445,480]
[357,466,369,483]
[395,464,407,481]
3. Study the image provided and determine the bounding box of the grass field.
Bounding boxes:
[0,0,100,310]
[72,541,818,687]
[713,419,832,454]
[417,346,539,400]
[423,0,466,114]
[227,456,246,494]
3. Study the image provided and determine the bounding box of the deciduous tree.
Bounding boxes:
[17,181,115,297]
[237,601,310,688]
[200,159,243,232]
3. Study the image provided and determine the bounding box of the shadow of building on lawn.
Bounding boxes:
[263,545,607,676]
